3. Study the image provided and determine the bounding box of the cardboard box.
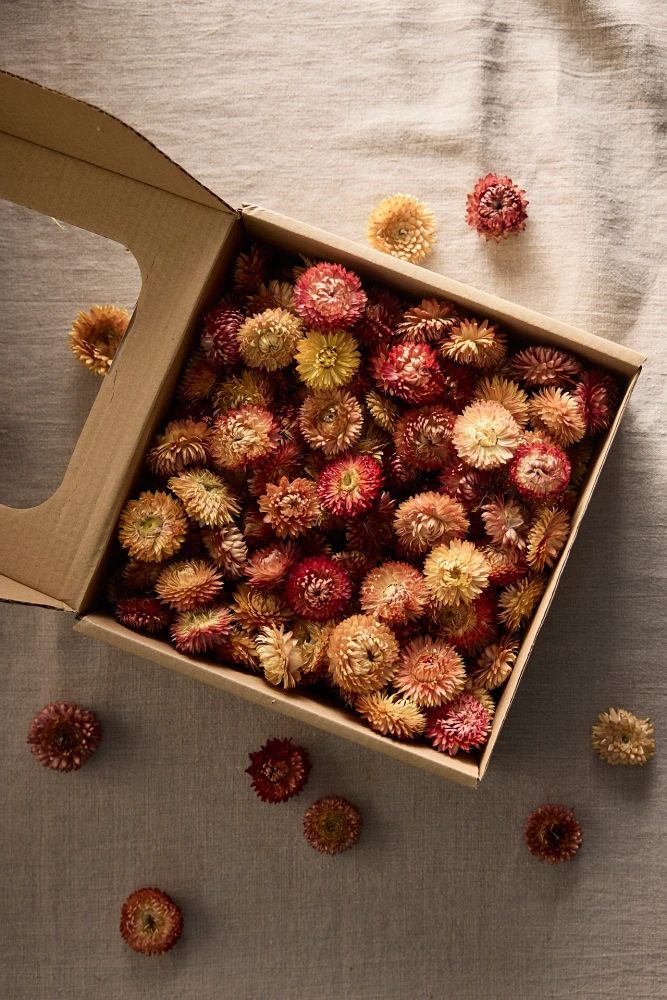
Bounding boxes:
[0,70,646,788]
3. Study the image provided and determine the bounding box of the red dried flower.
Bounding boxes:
[438,460,497,509]
[438,358,478,412]
[285,555,352,620]
[115,597,172,634]
[294,262,367,331]
[573,369,618,434]
[317,453,384,517]
[303,796,362,854]
[346,491,396,551]
[246,737,311,803]
[509,439,571,501]
[394,404,457,470]
[430,593,496,656]
[170,604,235,654]
[120,887,183,955]
[510,346,582,388]
[27,702,101,771]
[200,303,244,367]
[426,692,492,755]
[524,804,582,863]
[374,342,444,404]
[353,286,404,344]
[466,172,528,242]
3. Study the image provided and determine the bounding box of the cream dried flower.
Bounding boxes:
[167,468,241,527]
[472,636,520,690]
[237,307,304,370]
[355,691,426,739]
[359,561,428,625]
[365,390,398,433]
[481,496,527,550]
[292,620,334,679]
[210,405,279,470]
[256,625,303,689]
[474,376,529,427]
[497,573,547,632]
[394,492,469,554]
[397,298,460,343]
[258,477,320,538]
[441,320,506,369]
[591,708,655,766]
[526,506,570,571]
[367,194,437,263]
[393,637,466,707]
[299,389,364,456]
[201,525,248,579]
[424,539,491,606]
[452,400,521,469]
[529,387,586,447]
[328,614,400,695]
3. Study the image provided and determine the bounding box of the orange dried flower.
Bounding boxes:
[210,405,280,469]
[233,243,273,294]
[441,319,506,369]
[155,559,223,611]
[303,796,362,854]
[120,887,183,955]
[591,708,655,766]
[256,624,303,688]
[482,545,528,586]
[394,492,469,554]
[359,561,428,625]
[328,614,399,695]
[68,304,130,375]
[472,635,520,690]
[118,491,188,563]
[510,346,582,388]
[216,625,261,672]
[355,691,426,739]
[231,584,292,631]
[473,375,529,427]
[177,352,218,401]
[529,387,586,447]
[120,560,163,593]
[365,390,399,433]
[258,476,320,538]
[393,636,466,707]
[245,280,296,316]
[397,298,460,343]
[167,467,241,527]
[465,173,528,242]
[299,389,364,456]
[497,573,547,632]
[526,505,570,571]
[146,419,211,477]
[213,369,275,415]
[27,701,101,771]
[367,194,437,263]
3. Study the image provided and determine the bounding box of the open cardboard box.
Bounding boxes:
[0,71,646,788]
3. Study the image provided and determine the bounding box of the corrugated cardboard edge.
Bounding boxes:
[74,613,479,789]
[0,574,73,612]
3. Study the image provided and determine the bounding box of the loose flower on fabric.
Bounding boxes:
[524,804,582,863]
[591,708,655,766]
[367,194,437,263]
[303,796,362,854]
[27,702,101,771]
[246,737,311,802]
[465,173,528,242]
[68,304,130,375]
[120,888,183,955]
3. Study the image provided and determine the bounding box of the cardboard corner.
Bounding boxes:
[0,574,74,612]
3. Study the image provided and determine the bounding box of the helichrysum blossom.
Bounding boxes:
[529,387,586,447]
[237,307,304,370]
[591,708,655,766]
[524,804,582,863]
[474,375,529,427]
[146,419,211,477]
[120,560,163,593]
[233,242,273,294]
[574,369,618,434]
[438,459,496,509]
[285,555,352,621]
[155,559,223,611]
[452,400,521,469]
[201,524,248,578]
[424,539,491,606]
[317,453,384,518]
[393,637,466,707]
[167,468,241,527]
[394,405,457,470]
[216,625,261,673]
[436,359,478,414]
[353,287,404,344]
[354,423,391,462]
[258,476,320,538]
[303,796,362,854]
[497,573,547,632]
[27,701,101,771]
[120,888,183,956]
[213,369,274,415]
[246,737,311,803]
[472,635,520,690]
[430,593,496,656]
[231,584,292,631]
[201,303,243,367]
[426,692,492,755]
[68,304,130,375]
[299,389,364,456]
[510,346,582,388]
[397,298,460,343]
[171,604,235,654]
[441,319,507,369]
[245,280,296,316]
[509,438,571,500]
[526,505,570,571]
[295,330,361,389]
[367,194,437,263]
[245,540,300,589]
[294,262,367,331]
[481,495,527,550]
[346,491,396,552]
[365,390,398,433]
[177,352,218,402]
[248,441,304,498]
[355,691,426,739]
[210,405,280,470]
[115,597,172,634]
[328,614,399,695]
[359,561,428,625]
[256,625,303,689]
[375,342,444,404]
[394,492,469,554]
[118,491,188,563]
[292,620,334,679]
[465,173,528,242]
[483,545,528,586]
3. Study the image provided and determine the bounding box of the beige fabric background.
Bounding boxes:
[1,2,665,998]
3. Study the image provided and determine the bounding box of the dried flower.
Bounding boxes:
[365,390,398,433]
[201,303,244,367]
[177,352,218,402]
[482,545,528,586]
[146,419,211,477]
[231,584,292,630]
[213,369,275,415]
[465,173,528,242]
[295,330,361,389]
[529,387,586,447]
[167,468,240,527]
[375,342,444,404]
[397,298,460,343]
[394,491,469,554]
[346,492,396,552]
[431,594,496,655]
[497,573,547,632]
[245,280,295,316]
[328,614,399,695]
[299,389,364,456]
[472,635,519,690]
[452,400,521,469]
[201,524,248,578]
[474,375,529,427]
[27,701,101,771]
[216,625,261,672]
[591,708,655,766]
[210,405,280,469]
[393,637,466,707]
[256,624,303,688]
[481,495,527,550]
[526,505,570,571]
[68,304,130,375]
[509,438,571,500]
[246,737,311,803]
[574,369,618,434]
[233,243,273,294]
[303,796,362,854]
[438,460,497,509]
[292,620,334,678]
[256,476,319,538]
[426,692,492,755]
[171,604,235,654]
[293,262,367,332]
[394,405,457,470]
[118,491,188,563]
[441,319,506,369]
[120,888,183,955]
[424,539,490,606]
[317,453,384,518]
[155,559,223,611]
[524,804,582,863]
[510,346,582,388]
[120,560,163,593]
[360,561,428,624]
[367,194,437,263]
[245,541,300,589]
[353,423,391,462]
[353,287,404,344]
[238,307,304,370]
[355,691,426,738]
[285,555,352,620]
[115,597,172,634]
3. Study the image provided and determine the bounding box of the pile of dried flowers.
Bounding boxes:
[108,240,620,763]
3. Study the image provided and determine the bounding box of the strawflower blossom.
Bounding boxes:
[394,492,469,554]
[155,559,223,611]
[245,280,295,316]
[574,369,618,434]
[394,404,457,470]
[210,405,280,469]
[248,441,304,498]
[171,604,235,654]
[591,708,655,766]
[529,387,586,447]
[303,796,362,854]
[246,737,311,803]
[245,540,300,589]
[256,625,303,689]
[120,888,183,956]
[233,243,273,294]
[397,298,460,343]
[430,594,496,655]
[393,636,466,707]
[510,346,582,388]
[424,539,490,606]
[237,307,304,370]
[452,400,521,469]
[438,460,497,509]
[118,491,188,563]
[465,173,528,242]
[375,342,444,404]
[483,545,528,586]
[146,419,211,477]
[68,304,130,375]
[328,614,399,695]
[299,389,364,456]
[27,701,101,772]
[295,329,361,389]
[285,555,351,621]
[346,491,396,552]
[509,438,571,500]
[120,560,163,593]
[366,194,437,263]
[481,495,527,550]
[355,691,426,739]
[365,390,399,433]
[200,302,243,367]
[231,584,292,631]
[426,692,492,755]
[359,561,428,624]
[201,524,248,578]
[353,287,404,344]
[440,319,506,369]
[317,453,384,517]
[213,369,274,415]
[115,597,172,634]
[258,476,320,538]
[497,573,547,632]
[294,262,367,331]
[437,358,478,413]
[216,625,261,673]
[292,620,334,679]
[473,375,529,427]
[526,505,570,571]
[524,804,582,863]
[167,467,241,527]
[472,635,519,690]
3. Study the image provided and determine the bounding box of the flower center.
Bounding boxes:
[139,514,164,535]
[475,424,498,448]
[257,331,282,354]
[50,723,77,750]
[316,347,338,369]
[339,470,360,493]
[262,759,290,782]
[140,910,160,934]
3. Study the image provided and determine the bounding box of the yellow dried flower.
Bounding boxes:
[295,330,361,389]
[155,558,223,611]
[68,304,130,375]
[423,539,491,606]
[212,369,274,416]
[328,614,399,695]
[167,468,241,527]
[526,506,570,571]
[474,376,529,427]
[355,691,426,739]
[367,194,437,263]
[591,708,655,766]
[146,420,211,477]
[441,320,506,369]
[118,491,188,563]
[529,387,586,447]
[238,307,304,370]
[365,390,398,432]
[258,476,320,538]
[472,636,520,690]
[230,584,292,631]
[497,573,547,632]
[256,625,303,689]
[299,389,364,456]
[452,400,521,469]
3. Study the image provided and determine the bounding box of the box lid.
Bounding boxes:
[0,71,238,613]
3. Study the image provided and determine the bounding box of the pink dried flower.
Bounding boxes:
[201,303,244,367]
[27,702,101,771]
[285,555,352,620]
[359,561,428,624]
[299,389,364,457]
[510,346,582,388]
[426,692,492,755]
[466,173,528,242]
[170,604,235,654]
[482,545,528,586]
[452,400,521,469]
[146,419,212,477]
[374,342,444,404]
[258,476,320,538]
[509,439,571,500]
[317,453,384,517]
[210,405,280,470]
[481,495,527,550]
[393,405,457,470]
[394,637,466,707]
[115,597,172,634]
[438,460,497,509]
[245,540,300,588]
[294,262,367,331]
[248,441,304,498]
[573,369,618,434]
[246,737,311,803]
